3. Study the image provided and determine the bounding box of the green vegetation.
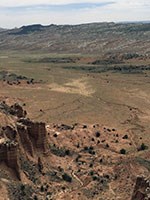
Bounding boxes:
[33,195,38,200]
[62,173,72,182]
[40,185,44,192]
[122,134,128,139]
[24,57,77,64]
[8,183,33,200]
[136,157,150,171]
[138,143,148,151]
[45,170,62,182]
[83,146,95,155]
[49,144,72,157]
[0,71,29,82]
[20,156,39,183]
[120,149,126,154]
[95,131,100,137]
[63,65,150,74]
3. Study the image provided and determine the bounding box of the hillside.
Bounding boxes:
[0,102,149,200]
[0,22,150,200]
[0,22,150,54]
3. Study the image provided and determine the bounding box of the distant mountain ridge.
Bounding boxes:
[0,22,150,54]
[0,27,7,32]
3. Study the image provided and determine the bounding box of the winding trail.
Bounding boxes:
[71,170,83,186]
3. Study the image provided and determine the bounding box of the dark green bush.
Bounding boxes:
[62,173,72,182]
[120,149,126,154]
[138,143,148,151]
[122,134,128,139]
[95,131,100,137]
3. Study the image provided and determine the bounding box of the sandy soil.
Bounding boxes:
[48,78,95,97]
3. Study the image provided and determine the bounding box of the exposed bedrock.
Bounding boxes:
[131,176,150,200]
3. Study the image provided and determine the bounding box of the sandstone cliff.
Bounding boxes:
[131,176,150,200]
[0,102,48,180]
[17,118,47,155]
[0,139,20,179]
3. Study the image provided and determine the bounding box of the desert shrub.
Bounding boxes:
[89,171,94,176]
[95,131,100,137]
[65,149,70,156]
[84,146,88,151]
[8,183,33,200]
[92,176,98,181]
[89,163,93,168]
[83,125,87,128]
[122,134,128,139]
[40,185,44,192]
[105,144,109,148]
[62,173,72,182]
[120,148,126,154]
[76,143,80,148]
[45,170,62,182]
[20,157,38,183]
[49,144,72,157]
[53,133,57,137]
[138,143,148,151]
[89,146,94,150]
[34,195,38,200]
[89,150,95,155]
[84,146,95,155]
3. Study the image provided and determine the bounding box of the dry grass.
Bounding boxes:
[49,78,95,97]
[0,51,150,148]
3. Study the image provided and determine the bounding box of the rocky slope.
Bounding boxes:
[0,22,150,54]
[0,102,149,200]
[131,176,150,200]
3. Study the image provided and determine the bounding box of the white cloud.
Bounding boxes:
[0,0,111,7]
[0,0,149,7]
[0,0,149,28]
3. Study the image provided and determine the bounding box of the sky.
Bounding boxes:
[0,0,150,28]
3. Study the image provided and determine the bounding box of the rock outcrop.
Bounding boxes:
[17,123,34,157]
[3,125,17,140]
[0,102,48,180]
[0,139,20,179]
[10,103,27,118]
[131,176,150,200]
[0,102,26,118]
[17,118,47,153]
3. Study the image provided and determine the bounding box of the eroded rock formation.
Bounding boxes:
[17,118,47,152]
[10,103,27,118]
[131,176,150,200]
[0,139,20,179]
[0,102,48,180]
[0,102,27,118]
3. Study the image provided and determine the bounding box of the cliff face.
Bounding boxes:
[0,102,26,118]
[25,120,47,151]
[131,176,150,200]
[0,140,20,179]
[0,102,48,180]
[17,119,47,156]
[17,123,34,157]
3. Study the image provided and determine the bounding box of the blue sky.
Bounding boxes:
[0,0,150,28]
[0,2,114,12]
